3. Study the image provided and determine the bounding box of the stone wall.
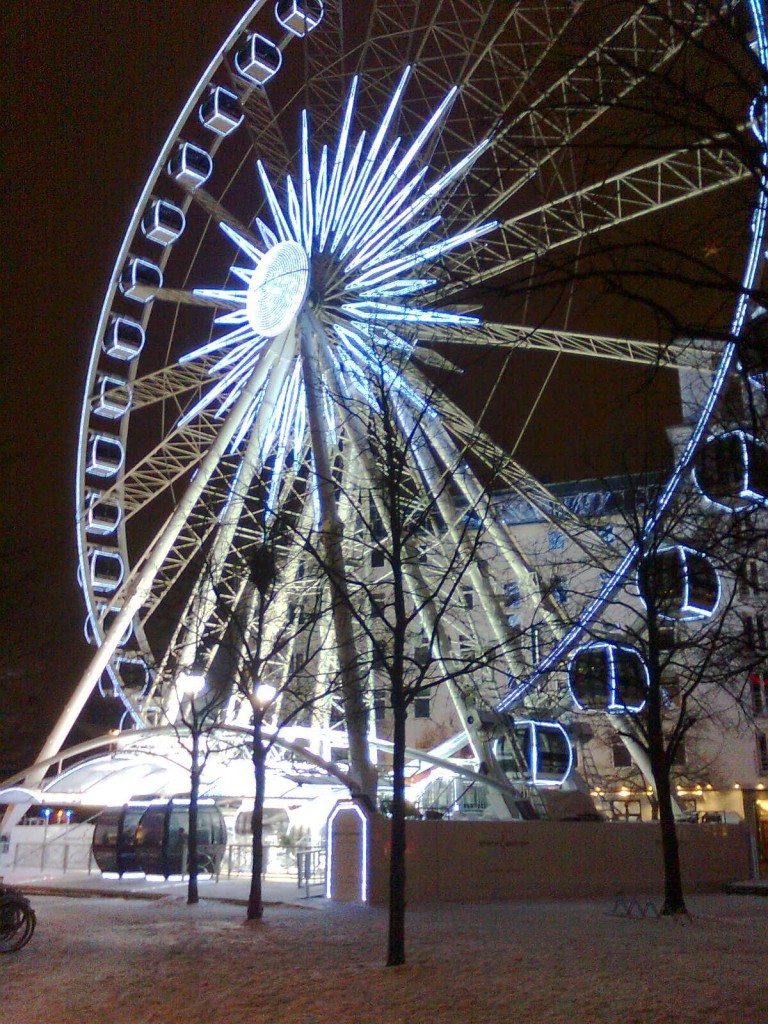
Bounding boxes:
[328,806,751,902]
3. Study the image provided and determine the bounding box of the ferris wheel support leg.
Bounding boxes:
[397,403,527,680]
[315,343,519,819]
[30,348,280,781]
[299,311,377,807]
[164,332,298,723]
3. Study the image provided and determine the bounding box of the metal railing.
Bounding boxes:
[11,841,95,874]
[296,847,326,898]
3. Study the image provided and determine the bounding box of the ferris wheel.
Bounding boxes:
[46,0,768,802]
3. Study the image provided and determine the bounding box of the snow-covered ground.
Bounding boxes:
[2,893,766,1024]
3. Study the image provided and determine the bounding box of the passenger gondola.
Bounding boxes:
[638,545,720,620]
[133,798,227,878]
[568,642,648,714]
[738,309,768,378]
[166,142,213,189]
[234,33,282,85]
[693,431,768,511]
[92,802,149,876]
[92,799,228,880]
[493,719,573,787]
[199,86,243,137]
[275,0,324,36]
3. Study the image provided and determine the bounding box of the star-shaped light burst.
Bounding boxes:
[179,67,496,502]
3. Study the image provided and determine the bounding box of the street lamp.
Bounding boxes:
[176,663,207,697]
[254,682,277,710]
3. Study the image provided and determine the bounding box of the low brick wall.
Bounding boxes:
[327,806,750,902]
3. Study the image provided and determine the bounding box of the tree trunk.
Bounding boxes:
[248,717,267,921]
[187,732,200,905]
[654,760,687,915]
[387,695,407,967]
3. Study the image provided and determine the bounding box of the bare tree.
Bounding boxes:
[301,340,523,965]
[162,670,226,905]
[523,459,768,914]
[200,521,344,921]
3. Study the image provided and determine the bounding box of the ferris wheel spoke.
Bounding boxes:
[420,321,720,369]
[140,511,220,622]
[180,183,265,254]
[395,403,541,678]
[130,361,217,411]
[222,55,295,187]
[320,326,536,683]
[165,338,301,691]
[442,0,710,235]
[301,0,347,134]
[407,369,611,569]
[120,339,285,517]
[130,285,244,311]
[380,1,586,216]
[116,417,221,518]
[436,133,751,294]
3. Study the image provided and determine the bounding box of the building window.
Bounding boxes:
[598,524,615,545]
[504,581,521,607]
[551,575,567,605]
[757,733,768,774]
[414,697,431,719]
[414,644,430,668]
[612,741,632,768]
[657,626,676,651]
[744,614,767,651]
[751,675,768,716]
[457,635,475,659]
[738,560,763,600]
[371,548,385,568]
[461,585,474,611]
[374,699,386,722]
[547,529,565,551]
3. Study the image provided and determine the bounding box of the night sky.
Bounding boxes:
[2,3,246,768]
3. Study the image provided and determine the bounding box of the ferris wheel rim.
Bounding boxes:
[74,0,768,727]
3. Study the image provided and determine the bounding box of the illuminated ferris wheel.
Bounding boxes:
[51,0,767,803]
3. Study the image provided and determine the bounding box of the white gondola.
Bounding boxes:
[738,309,768,380]
[568,642,648,714]
[166,141,213,189]
[84,603,133,646]
[92,373,132,420]
[103,316,145,361]
[493,719,573,788]
[275,0,324,36]
[199,86,243,136]
[119,256,163,302]
[234,33,282,85]
[113,655,151,696]
[85,490,122,535]
[693,430,768,511]
[86,433,124,478]
[638,545,720,621]
[141,198,186,246]
[88,548,125,594]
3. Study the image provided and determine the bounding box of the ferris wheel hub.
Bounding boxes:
[246,241,310,337]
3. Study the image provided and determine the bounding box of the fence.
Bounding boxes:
[6,837,327,894]
[11,841,95,874]
[221,843,325,886]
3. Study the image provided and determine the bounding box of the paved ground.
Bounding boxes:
[1,865,316,906]
[2,889,767,1024]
